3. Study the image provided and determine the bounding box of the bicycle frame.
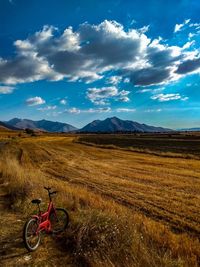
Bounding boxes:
[32,199,57,234]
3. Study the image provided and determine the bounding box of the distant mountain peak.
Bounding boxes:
[5,118,77,132]
[79,117,172,133]
[0,121,19,130]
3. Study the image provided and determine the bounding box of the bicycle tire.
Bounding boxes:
[23,218,41,251]
[50,208,69,234]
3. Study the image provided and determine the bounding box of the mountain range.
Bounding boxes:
[0,121,19,131]
[2,117,172,133]
[79,117,172,132]
[179,127,200,131]
[4,118,77,132]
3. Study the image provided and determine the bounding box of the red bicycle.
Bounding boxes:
[23,187,69,251]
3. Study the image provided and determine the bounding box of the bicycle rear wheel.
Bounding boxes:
[50,208,69,234]
[23,218,41,251]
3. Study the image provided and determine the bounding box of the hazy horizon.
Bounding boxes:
[2,115,200,130]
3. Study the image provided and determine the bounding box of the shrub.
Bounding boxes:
[62,209,134,267]
[25,128,35,135]
[0,157,33,210]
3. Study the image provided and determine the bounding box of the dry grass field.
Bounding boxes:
[0,132,200,266]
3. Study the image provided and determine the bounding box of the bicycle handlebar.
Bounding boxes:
[44,186,51,191]
[50,191,57,195]
[44,187,58,198]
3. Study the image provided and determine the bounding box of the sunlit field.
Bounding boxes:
[0,131,200,266]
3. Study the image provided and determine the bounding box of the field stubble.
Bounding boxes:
[0,133,200,266]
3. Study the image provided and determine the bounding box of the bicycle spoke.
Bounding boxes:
[23,218,41,251]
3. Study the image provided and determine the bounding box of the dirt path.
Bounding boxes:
[0,178,74,267]
[0,178,29,266]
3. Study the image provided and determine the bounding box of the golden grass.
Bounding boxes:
[0,135,200,266]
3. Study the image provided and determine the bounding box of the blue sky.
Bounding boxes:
[0,0,200,129]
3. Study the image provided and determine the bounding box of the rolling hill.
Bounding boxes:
[79,117,172,133]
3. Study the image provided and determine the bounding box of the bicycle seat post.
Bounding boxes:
[37,203,41,214]
[49,191,51,202]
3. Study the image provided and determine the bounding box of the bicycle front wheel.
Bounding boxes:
[50,208,69,234]
[23,218,41,251]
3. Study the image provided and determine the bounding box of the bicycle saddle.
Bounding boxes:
[31,199,42,204]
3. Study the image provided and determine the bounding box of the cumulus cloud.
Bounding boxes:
[130,67,172,86]
[176,57,200,74]
[26,96,46,106]
[0,85,15,94]
[151,93,188,102]
[0,19,200,87]
[86,86,130,105]
[79,20,149,68]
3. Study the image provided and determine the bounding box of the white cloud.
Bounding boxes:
[26,96,45,106]
[137,87,164,93]
[174,24,183,33]
[174,19,190,33]
[60,99,67,105]
[138,25,150,34]
[151,93,188,102]
[64,107,111,114]
[123,78,130,83]
[189,22,200,29]
[188,32,195,39]
[0,85,15,94]
[0,20,150,85]
[185,19,191,24]
[87,86,130,105]
[118,96,130,102]
[106,76,122,85]
[137,88,152,93]
[85,107,111,113]
[182,40,195,50]
[66,107,80,114]
[37,105,57,111]
[116,108,136,112]
[87,86,118,104]
[145,108,162,112]
[0,19,199,88]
